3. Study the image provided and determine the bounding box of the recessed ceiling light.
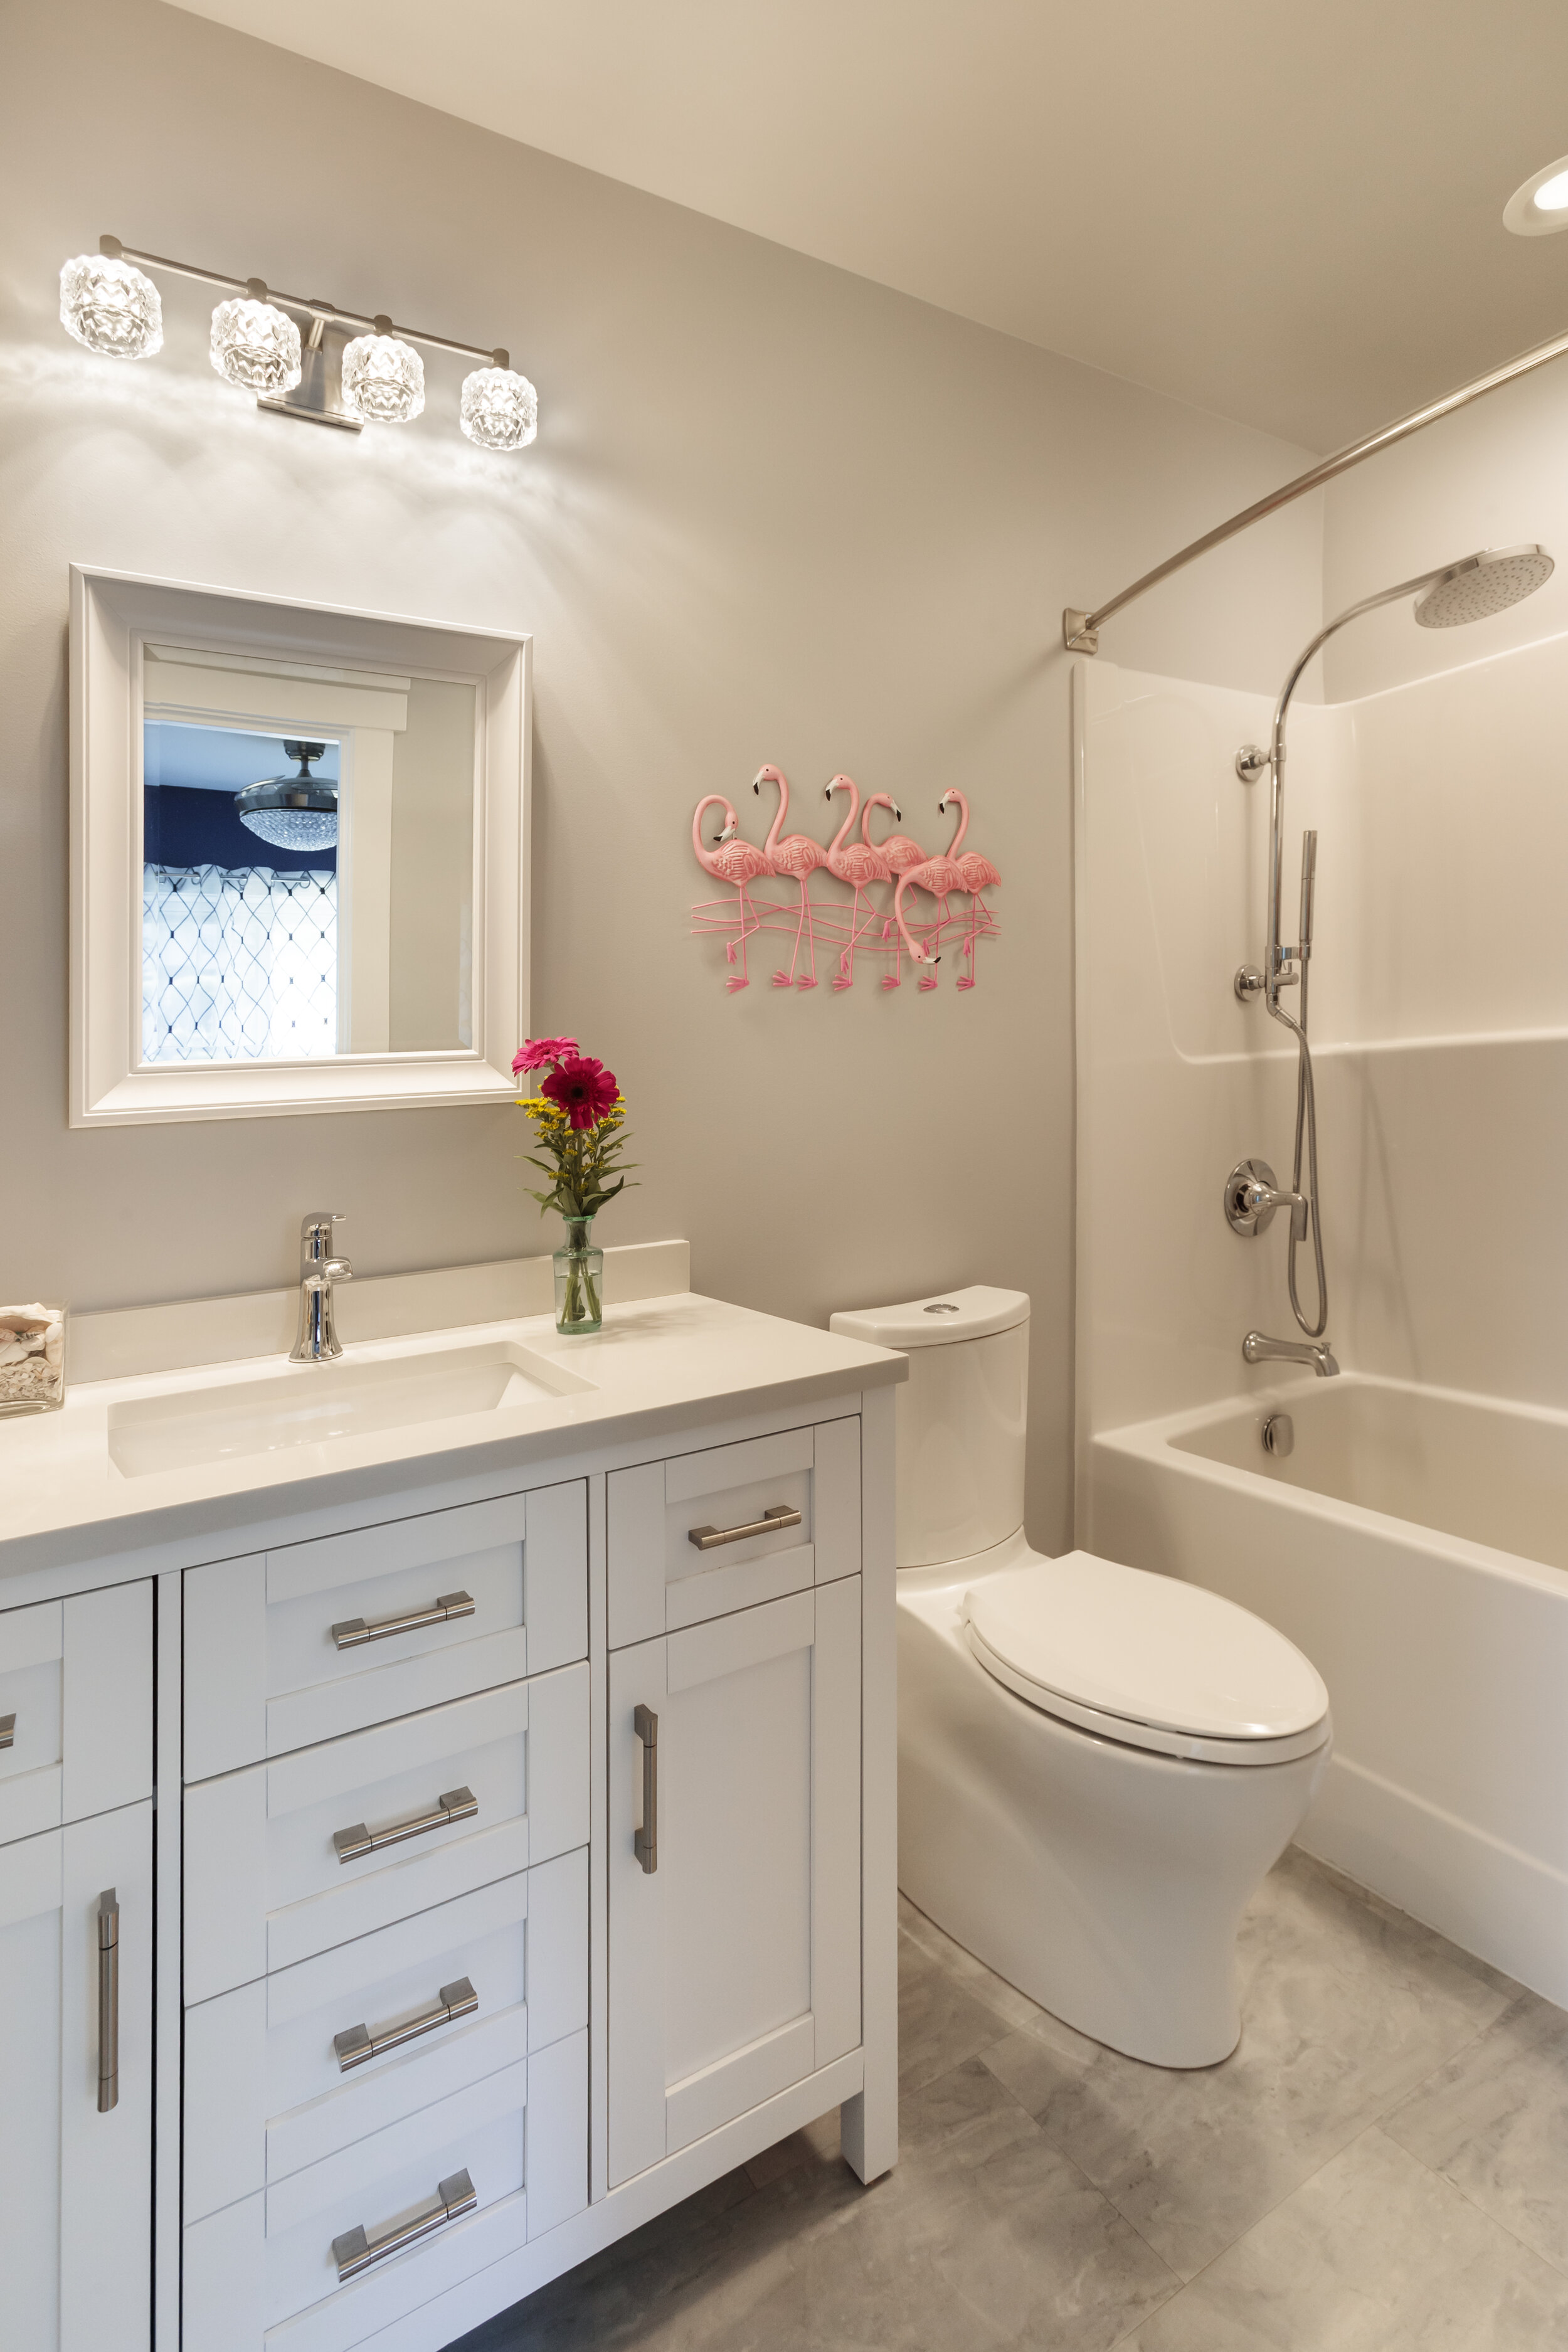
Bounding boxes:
[1504,156,1568,236]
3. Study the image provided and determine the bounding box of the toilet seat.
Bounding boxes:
[963,1552,1331,1766]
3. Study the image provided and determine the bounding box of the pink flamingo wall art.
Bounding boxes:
[690,770,999,994]
[939,788,1003,990]
[753,765,829,989]
[691,794,773,992]
[822,776,893,990]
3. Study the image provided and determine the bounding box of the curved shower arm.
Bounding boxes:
[1261,563,1449,1001]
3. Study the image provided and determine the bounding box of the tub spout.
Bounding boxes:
[1244,1330,1339,1377]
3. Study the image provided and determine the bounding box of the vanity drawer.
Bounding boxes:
[184,1848,587,2223]
[0,1582,151,1845]
[183,2028,587,2352]
[607,1417,861,1647]
[184,1480,587,1779]
[183,1664,589,2004]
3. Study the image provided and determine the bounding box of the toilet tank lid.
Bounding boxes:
[829,1285,1029,1350]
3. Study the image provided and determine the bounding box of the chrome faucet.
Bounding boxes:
[1243,1330,1339,1379]
[292,1213,353,1363]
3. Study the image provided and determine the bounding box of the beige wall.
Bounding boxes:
[0,0,1324,1548]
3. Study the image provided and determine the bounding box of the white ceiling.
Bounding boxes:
[172,0,1568,451]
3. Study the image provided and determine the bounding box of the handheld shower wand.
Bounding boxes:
[1232,545,1554,1367]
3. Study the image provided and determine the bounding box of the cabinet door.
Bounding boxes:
[607,1581,861,2188]
[0,1799,153,2351]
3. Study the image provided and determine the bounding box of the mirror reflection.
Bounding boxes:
[140,645,477,1064]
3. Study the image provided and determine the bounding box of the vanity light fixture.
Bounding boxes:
[1503,156,1568,236]
[58,235,538,447]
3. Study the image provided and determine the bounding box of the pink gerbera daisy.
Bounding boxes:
[512,1035,580,1076]
[541,1053,619,1130]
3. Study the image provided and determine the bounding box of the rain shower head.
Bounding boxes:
[1413,544,1554,628]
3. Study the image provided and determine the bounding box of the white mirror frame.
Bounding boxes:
[69,565,529,1125]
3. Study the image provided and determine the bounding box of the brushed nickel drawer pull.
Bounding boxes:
[333,1786,477,1865]
[633,1703,658,1873]
[97,1888,119,2114]
[332,2166,477,2280]
[687,1504,802,1552]
[334,1975,479,2072]
[332,1591,475,1650]
[0,1712,14,1751]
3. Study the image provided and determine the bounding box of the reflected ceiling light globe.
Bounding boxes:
[340,329,425,423]
[460,364,538,451]
[235,744,338,850]
[210,295,302,394]
[60,253,163,359]
[238,806,339,851]
[1535,169,1568,213]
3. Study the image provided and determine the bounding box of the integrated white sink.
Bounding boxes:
[106,1340,593,1478]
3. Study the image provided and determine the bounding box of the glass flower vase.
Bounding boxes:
[553,1216,603,1335]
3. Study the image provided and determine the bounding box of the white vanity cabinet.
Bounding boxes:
[0,1300,898,2352]
[0,1582,155,2352]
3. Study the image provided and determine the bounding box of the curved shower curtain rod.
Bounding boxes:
[1062,318,1568,655]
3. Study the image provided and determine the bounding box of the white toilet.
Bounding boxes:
[829,1285,1332,2068]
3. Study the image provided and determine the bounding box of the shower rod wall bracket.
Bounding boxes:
[1236,744,1271,785]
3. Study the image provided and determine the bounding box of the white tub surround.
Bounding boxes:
[1074,640,1568,2009]
[0,1274,903,2352]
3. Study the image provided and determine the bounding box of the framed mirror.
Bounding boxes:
[69,566,528,1124]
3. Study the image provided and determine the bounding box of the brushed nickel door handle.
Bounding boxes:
[97,1888,119,2113]
[686,1504,802,1552]
[334,1976,479,2071]
[332,2167,477,2280]
[633,1704,658,1873]
[0,1712,14,1751]
[331,1591,476,1650]
[333,1786,477,1865]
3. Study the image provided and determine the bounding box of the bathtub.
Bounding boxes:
[1088,1374,1568,2005]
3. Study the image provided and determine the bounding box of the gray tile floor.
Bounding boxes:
[454,1850,1568,2350]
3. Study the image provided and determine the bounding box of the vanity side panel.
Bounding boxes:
[812,1417,862,1586]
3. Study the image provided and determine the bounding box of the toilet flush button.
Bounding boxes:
[924,1303,961,1313]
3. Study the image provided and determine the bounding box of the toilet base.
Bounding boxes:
[898,1578,1330,2067]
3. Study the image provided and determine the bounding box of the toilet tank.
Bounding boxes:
[829,1286,1029,1567]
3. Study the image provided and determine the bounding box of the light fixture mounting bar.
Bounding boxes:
[1062,316,1568,654]
[98,235,508,368]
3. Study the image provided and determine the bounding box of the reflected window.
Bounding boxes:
[142,722,340,1062]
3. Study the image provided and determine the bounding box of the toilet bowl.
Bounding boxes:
[830,1286,1331,2067]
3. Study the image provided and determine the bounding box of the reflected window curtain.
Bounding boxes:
[142,865,338,1063]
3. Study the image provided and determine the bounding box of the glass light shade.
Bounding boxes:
[60,253,162,359]
[210,297,302,393]
[341,332,425,423]
[238,805,339,850]
[1536,168,1568,213]
[460,366,538,451]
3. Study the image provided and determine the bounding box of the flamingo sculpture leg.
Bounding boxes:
[861,791,926,990]
[692,794,773,991]
[822,776,894,990]
[753,766,829,989]
[941,788,1002,991]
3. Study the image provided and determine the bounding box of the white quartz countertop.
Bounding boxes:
[0,1292,905,1586]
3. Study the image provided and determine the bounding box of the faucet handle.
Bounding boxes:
[299,1211,346,1268]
